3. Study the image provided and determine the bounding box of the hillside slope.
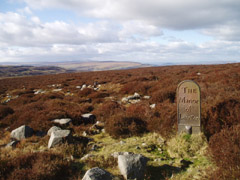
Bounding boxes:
[0,63,240,179]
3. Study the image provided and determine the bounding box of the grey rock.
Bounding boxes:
[119,141,126,145]
[128,99,141,104]
[82,131,88,136]
[121,97,129,103]
[143,96,151,99]
[81,84,87,90]
[81,154,95,161]
[11,125,34,140]
[52,118,72,125]
[52,89,62,92]
[118,153,148,180]
[82,167,113,180]
[47,126,62,136]
[48,130,71,148]
[150,104,156,109]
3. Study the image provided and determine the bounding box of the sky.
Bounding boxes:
[0,0,240,65]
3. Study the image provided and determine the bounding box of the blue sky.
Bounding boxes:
[0,0,240,65]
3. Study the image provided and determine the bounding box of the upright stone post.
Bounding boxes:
[177,80,201,134]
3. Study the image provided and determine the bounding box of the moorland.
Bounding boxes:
[0,63,240,179]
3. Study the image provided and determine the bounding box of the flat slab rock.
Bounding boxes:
[118,153,148,180]
[48,130,71,148]
[82,167,113,180]
[52,118,72,125]
[10,125,34,141]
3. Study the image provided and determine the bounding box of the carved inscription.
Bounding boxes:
[177,80,201,133]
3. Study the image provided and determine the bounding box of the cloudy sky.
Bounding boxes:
[0,0,240,65]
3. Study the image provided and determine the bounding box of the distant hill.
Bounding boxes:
[0,61,152,78]
[0,65,73,78]
[47,61,152,71]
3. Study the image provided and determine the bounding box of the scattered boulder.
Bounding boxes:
[82,131,88,136]
[52,89,62,92]
[11,125,34,141]
[81,84,87,90]
[129,99,141,104]
[150,104,156,109]
[121,97,129,103]
[47,126,62,136]
[82,167,113,180]
[34,89,46,95]
[52,118,72,125]
[81,114,96,124]
[118,153,148,180]
[143,96,151,99]
[48,130,72,148]
[121,92,141,104]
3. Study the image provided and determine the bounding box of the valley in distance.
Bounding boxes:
[0,61,151,78]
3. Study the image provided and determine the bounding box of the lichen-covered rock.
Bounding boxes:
[118,153,148,180]
[82,167,113,180]
[10,125,34,140]
[48,130,71,148]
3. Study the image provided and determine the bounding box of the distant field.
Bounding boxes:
[53,61,151,71]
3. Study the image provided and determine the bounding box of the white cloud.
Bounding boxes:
[19,0,240,42]
[21,0,240,29]
[1,1,240,64]
[0,12,121,47]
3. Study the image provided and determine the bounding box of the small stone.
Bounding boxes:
[81,154,94,161]
[119,141,126,145]
[52,118,72,125]
[82,131,88,136]
[150,104,156,109]
[143,96,151,99]
[81,84,87,90]
[82,167,113,180]
[52,89,62,92]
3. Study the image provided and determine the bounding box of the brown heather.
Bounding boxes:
[0,63,240,179]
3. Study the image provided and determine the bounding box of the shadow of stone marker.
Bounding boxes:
[177,80,201,134]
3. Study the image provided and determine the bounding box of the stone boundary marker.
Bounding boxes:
[177,80,201,134]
